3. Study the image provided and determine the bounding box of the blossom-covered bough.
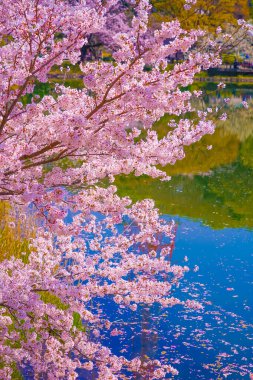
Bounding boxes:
[0,0,249,379]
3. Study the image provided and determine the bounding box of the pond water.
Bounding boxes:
[107,85,253,379]
[90,220,252,379]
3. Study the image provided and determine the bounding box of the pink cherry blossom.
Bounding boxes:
[0,0,234,378]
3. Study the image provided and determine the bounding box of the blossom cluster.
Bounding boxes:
[1,195,198,379]
[0,0,223,378]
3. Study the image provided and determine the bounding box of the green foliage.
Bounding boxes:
[49,60,82,76]
[222,53,243,66]
[39,292,69,311]
[239,135,253,167]
[0,202,35,263]
[72,312,86,332]
[150,0,248,33]
[0,363,24,380]
[234,0,250,19]
[21,82,55,105]
[11,365,24,380]
[249,0,253,18]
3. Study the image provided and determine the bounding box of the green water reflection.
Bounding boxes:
[116,88,253,229]
[29,80,253,229]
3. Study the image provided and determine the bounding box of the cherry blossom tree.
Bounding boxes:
[0,0,247,378]
[79,0,132,61]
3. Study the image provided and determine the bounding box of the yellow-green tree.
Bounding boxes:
[150,0,250,32]
[234,0,250,19]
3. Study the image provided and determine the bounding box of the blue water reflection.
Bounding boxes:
[87,218,252,379]
[79,83,253,379]
[168,218,253,378]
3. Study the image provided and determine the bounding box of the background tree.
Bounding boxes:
[234,0,250,19]
[150,0,250,32]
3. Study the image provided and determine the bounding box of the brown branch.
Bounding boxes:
[85,49,149,120]
[20,141,61,161]
[22,148,69,169]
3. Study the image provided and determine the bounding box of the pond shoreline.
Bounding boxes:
[48,72,253,84]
